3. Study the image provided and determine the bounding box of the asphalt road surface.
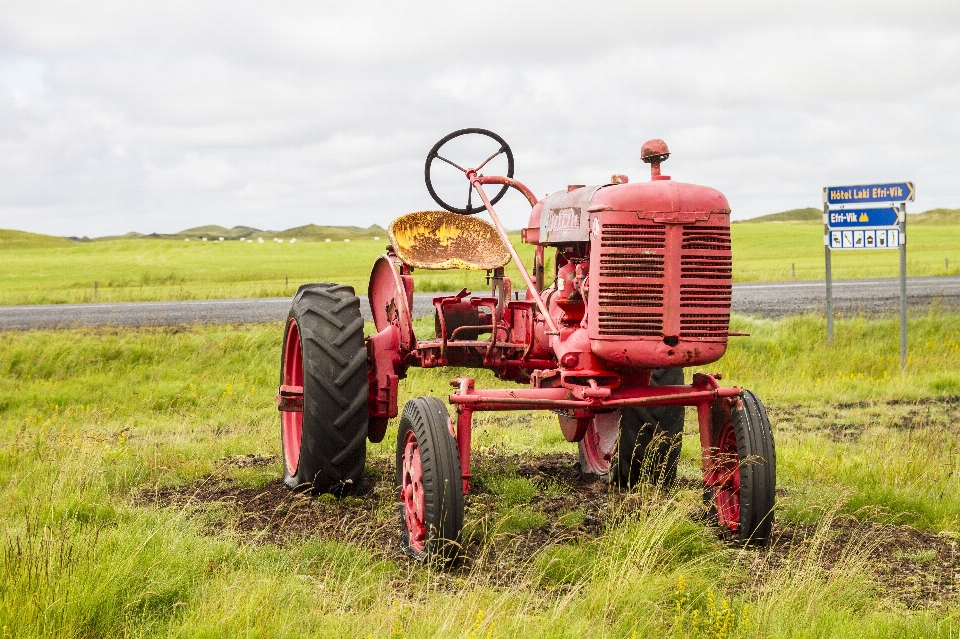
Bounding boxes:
[1,276,958,331]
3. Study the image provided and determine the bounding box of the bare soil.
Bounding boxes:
[140,451,959,608]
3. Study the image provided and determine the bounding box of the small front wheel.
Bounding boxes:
[396,397,464,561]
[707,390,776,545]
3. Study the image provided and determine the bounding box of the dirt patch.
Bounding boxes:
[139,451,959,607]
[745,518,960,609]
[768,396,960,443]
[139,451,610,579]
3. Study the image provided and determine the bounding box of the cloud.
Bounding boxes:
[0,1,957,236]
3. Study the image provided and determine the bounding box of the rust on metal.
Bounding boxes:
[388,210,511,270]
[641,138,670,178]
[276,384,303,412]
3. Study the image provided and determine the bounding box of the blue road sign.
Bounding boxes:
[825,182,915,205]
[826,206,901,229]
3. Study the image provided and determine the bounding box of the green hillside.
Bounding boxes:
[272,224,387,241]
[908,208,960,225]
[0,229,72,248]
[118,224,387,242]
[742,207,960,226]
[740,207,821,223]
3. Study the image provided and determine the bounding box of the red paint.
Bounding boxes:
[400,429,426,552]
[578,418,610,473]
[356,130,767,541]
[280,320,303,477]
[713,421,741,531]
[456,407,473,494]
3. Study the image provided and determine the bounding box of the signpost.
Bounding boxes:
[826,206,901,228]
[826,182,915,206]
[823,182,913,371]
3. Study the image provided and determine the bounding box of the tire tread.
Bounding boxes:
[282,282,368,495]
[396,397,463,561]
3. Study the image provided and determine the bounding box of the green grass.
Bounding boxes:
[0,236,529,305]
[4,315,960,635]
[3,222,959,305]
[732,223,960,281]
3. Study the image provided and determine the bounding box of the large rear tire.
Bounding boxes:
[396,397,464,562]
[612,367,685,488]
[707,390,776,545]
[280,283,368,495]
[578,368,685,487]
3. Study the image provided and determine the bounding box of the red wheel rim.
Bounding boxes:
[580,420,611,475]
[400,430,426,553]
[281,320,303,477]
[714,422,741,531]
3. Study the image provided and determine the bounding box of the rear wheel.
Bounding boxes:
[577,368,685,488]
[280,283,368,495]
[396,397,463,561]
[613,367,685,488]
[707,390,776,545]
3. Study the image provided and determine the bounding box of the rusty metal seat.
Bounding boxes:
[387,210,511,270]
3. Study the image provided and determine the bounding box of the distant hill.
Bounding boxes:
[741,206,960,225]
[908,208,960,225]
[740,208,821,223]
[0,229,72,247]
[92,224,387,242]
[178,225,262,240]
[87,231,146,241]
[273,224,387,241]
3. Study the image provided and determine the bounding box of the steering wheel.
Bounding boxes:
[424,128,515,215]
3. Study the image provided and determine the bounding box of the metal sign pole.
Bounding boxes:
[899,204,907,372]
[824,181,914,364]
[823,196,834,345]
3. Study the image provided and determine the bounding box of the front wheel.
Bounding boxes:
[707,390,776,545]
[396,397,464,561]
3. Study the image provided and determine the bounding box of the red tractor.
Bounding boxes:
[278,129,775,560]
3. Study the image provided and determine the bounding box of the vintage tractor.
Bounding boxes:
[278,128,775,559]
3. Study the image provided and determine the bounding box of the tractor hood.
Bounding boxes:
[528,178,730,244]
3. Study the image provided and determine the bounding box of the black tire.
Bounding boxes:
[707,390,776,545]
[280,283,368,495]
[611,367,685,488]
[396,397,464,561]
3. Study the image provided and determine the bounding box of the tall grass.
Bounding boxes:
[3,317,960,635]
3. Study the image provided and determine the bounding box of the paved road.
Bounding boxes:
[732,276,960,319]
[1,276,958,331]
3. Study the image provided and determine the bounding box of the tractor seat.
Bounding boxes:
[387,210,511,270]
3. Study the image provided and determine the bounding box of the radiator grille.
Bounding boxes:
[598,312,662,336]
[599,254,664,277]
[596,223,666,336]
[680,284,732,308]
[681,226,731,251]
[679,225,731,337]
[598,282,663,307]
[600,224,666,249]
[680,313,731,338]
[593,221,732,340]
[680,254,732,279]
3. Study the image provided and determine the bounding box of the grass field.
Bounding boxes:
[3,312,960,636]
[2,222,959,306]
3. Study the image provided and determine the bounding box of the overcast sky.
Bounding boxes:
[0,1,957,237]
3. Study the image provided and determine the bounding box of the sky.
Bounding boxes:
[0,1,958,237]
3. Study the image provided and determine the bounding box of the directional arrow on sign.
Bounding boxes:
[824,182,915,205]
[826,206,901,229]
